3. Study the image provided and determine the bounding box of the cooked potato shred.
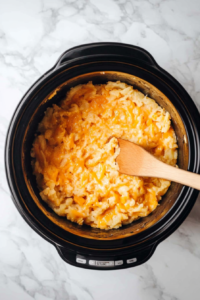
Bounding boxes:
[31,81,178,230]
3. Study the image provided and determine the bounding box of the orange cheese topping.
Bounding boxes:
[31,81,178,230]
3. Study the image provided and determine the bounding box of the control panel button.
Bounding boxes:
[115,260,123,266]
[127,258,137,264]
[89,260,114,267]
[89,260,96,266]
[76,255,86,264]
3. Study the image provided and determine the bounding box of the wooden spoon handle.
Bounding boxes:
[154,161,200,190]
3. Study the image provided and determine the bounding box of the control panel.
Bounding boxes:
[57,244,155,269]
[76,255,137,268]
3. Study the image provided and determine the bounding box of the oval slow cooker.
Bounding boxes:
[5,43,200,270]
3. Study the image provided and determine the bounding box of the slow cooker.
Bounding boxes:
[5,43,200,270]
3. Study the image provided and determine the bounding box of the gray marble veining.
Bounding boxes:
[0,0,200,299]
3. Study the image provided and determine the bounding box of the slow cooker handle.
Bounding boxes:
[55,43,157,67]
[56,242,157,269]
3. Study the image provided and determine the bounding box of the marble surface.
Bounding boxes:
[0,0,200,299]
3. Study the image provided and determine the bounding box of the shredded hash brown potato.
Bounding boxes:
[31,81,178,230]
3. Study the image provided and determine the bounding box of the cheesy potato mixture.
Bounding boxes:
[31,81,178,230]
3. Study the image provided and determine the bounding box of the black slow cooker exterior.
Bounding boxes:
[5,43,200,270]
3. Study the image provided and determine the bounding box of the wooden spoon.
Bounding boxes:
[116,138,200,190]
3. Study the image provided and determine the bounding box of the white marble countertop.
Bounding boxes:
[1,0,200,299]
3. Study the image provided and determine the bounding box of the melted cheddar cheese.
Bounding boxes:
[31,81,178,230]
